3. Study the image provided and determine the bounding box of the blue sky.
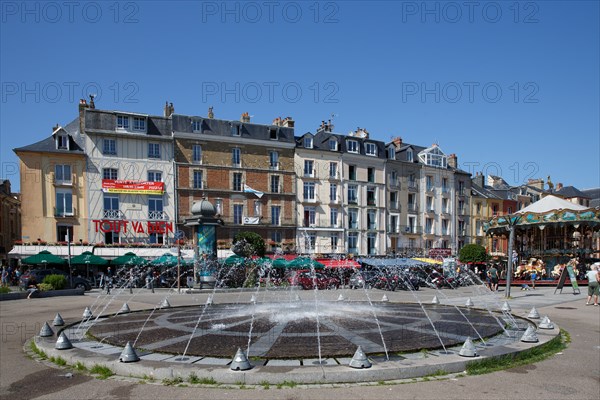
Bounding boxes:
[1,1,599,191]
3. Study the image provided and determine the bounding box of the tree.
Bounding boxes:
[232,231,266,257]
[458,244,488,264]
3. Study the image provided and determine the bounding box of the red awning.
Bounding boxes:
[318,259,360,269]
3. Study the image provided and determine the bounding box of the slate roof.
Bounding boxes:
[13,117,84,155]
[581,188,600,208]
[85,109,171,137]
[471,184,502,199]
[296,129,386,157]
[172,114,295,143]
[554,185,589,199]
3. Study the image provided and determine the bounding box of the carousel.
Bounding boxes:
[485,195,600,280]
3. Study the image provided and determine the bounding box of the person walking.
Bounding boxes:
[1,267,8,287]
[585,263,599,306]
[105,266,113,295]
[487,264,499,292]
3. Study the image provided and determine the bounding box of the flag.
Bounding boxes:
[243,184,264,198]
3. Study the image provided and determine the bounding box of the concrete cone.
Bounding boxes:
[82,307,93,319]
[458,337,477,357]
[119,341,140,363]
[381,294,389,302]
[119,303,131,313]
[337,294,345,301]
[465,297,474,307]
[250,295,256,303]
[230,348,252,371]
[160,298,171,309]
[501,301,512,312]
[431,296,440,305]
[527,307,540,319]
[52,313,65,326]
[521,326,539,342]
[39,322,54,337]
[538,316,555,330]
[349,346,372,369]
[55,331,73,350]
[206,296,213,305]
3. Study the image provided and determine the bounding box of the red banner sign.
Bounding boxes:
[92,220,174,235]
[102,179,164,195]
[429,248,452,258]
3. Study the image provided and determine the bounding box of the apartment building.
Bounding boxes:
[0,180,21,264]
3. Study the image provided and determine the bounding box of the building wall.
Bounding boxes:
[0,181,21,263]
[420,166,455,250]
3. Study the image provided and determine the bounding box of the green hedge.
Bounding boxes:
[43,274,67,290]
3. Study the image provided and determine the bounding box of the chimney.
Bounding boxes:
[78,98,89,135]
[527,178,544,190]
[240,112,250,123]
[164,101,169,117]
[472,172,485,188]
[170,102,174,115]
[272,117,281,126]
[281,117,294,128]
[448,153,457,169]
[556,182,563,191]
[392,136,403,149]
[208,106,214,119]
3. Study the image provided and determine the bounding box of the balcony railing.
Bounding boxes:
[302,217,320,227]
[367,199,376,206]
[426,184,435,192]
[389,201,399,210]
[53,178,73,186]
[407,203,418,212]
[54,207,76,217]
[441,187,451,194]
[103,209,125,219]
[408,182,418,190]
[149,210,168,220]
[401,225,422,234]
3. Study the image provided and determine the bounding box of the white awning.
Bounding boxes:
[517,195,588,214]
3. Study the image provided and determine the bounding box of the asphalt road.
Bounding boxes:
[1,286,598,400]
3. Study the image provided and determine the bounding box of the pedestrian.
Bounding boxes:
[530,270,537,290]
[105,267,113,294]
[27,276,39,299]
[585,264,599,306]
[1,267,8,287]
[487,264,499,292]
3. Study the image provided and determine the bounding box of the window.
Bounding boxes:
[103,168,118,180]
[54,164,71,185]
[232,173,242,191]
[348,232,358,254]
[305,232,316,251]
[408,193,416,212]
[330,208,338,227]
[348,208,358,229]
[254,200,262,217]
[55,189,73,216]
[426,175,434,191]
[303,207,316,227]
[458,200,465,214]
[303,136,313,148]
[407,148,414,162]
[233,204,243,224]
[330,183,337,202]
[231,124,240,136]
[270,175,280,193]
[348,165,356,181]
[441,219,449,235]
[389,191,398,208]
[149,232,164,245]
[388,146,395,159]
[329,162,338,178]
[347,185,357,204]
[269,128,278,139]
[442,178,449,193]
[133,117,146,131]
[442,198,449,213]
[368,167,375,183]
[426,196,434,211]
[329,139,338,151]
[331,234,339,252]
[148,170,162,182]
[117,115,129,129]
[57,135,68,149]
[193,170,203,189]
[367,233,377,255]
[56,225,73,242]
[365,143,376,156]
[103,195,119,219]
[103,139,116,155]
[425,218,433,234]
[192,120,202,132]
[303,160,314,177]
[367,209,377,230]
[367,187,376,206]
[148,143,160,159]
[232,148,241,166]
[408,174,417,188]
[149,196,164,220]
[303,182,315,201]
[271,206,281,225]
[271,231,282,244]
[458,181,465,195]
[192,145,202,163]
[214,199,222,215]
[389,215,398,233]
[269,151,279,169]
[347,140,358,153]
[390,170,398,186]
[408,216,416,233]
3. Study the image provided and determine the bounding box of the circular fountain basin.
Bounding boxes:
[88,302,503,359]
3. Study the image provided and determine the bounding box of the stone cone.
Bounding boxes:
[431,296,440,305]
[250,295,256,304]
[119,341,140,363]
[501,301,512,312]
[349,346,372,369]
[55,331,73,350]
[465,297,474,307]
[119,303,131,313]
[527,307,540,319]
[521,326,539,342]
[39,322,54,337]
[538,316,555,330]
[337,294,345,301]
[206,296,213,305]
[53,313,65,326]
[458,337,478,357]
[381,294,389,302]
[83,307,93,319]
[230,347,252,371]
[160,299,171,309]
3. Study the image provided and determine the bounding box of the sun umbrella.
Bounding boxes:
[111,252,148,267]
[21,250,66,266]
[287,257,325,269]
[223,255,246,266]
[150,253,180,268]
[271,258,290,269]
[70,251,108,266]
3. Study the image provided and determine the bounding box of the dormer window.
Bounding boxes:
[269,128,278,140]
[347,140,358,153]
[117,115,130,130]
[407,148,414,162]
[192,120,202,132]
[387,147,395,159]
[418,145,447,168]
[133,117,146,132]
[57,134,68,150]
[304,136,313,148]
[365,142,377,156]
[231,124,240,136]
[329,139,338,151]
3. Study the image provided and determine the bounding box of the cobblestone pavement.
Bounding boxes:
[1,286,598,400]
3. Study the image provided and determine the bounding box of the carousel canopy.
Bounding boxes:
[485,195,600,233]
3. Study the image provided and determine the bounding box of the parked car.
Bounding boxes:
[20,268,92,291]
[296,271,340,290]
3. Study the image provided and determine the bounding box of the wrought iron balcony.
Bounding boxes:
[103,209,124,219]
[149,210,169,220]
